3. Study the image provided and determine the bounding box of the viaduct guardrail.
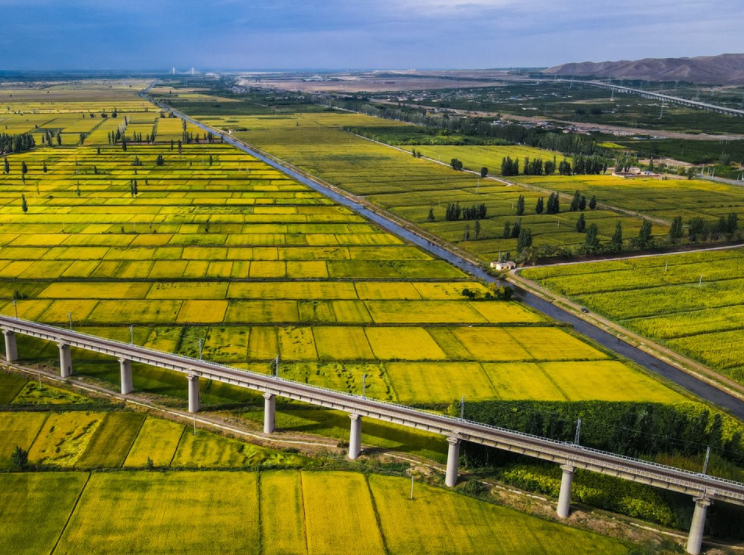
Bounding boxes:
[553,79,744,117]
[2,314,743,554]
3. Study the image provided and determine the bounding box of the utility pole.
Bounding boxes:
[130,325,134,344]
[198,338,204,360]
[460,395,465,420]
[574,418,582,445]
[410,474,415,500]
[274,355,280,378]
[68,313,72,330]
[13,299,17,319]
[362,374,367,398]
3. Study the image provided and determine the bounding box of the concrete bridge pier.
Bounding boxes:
[445,436,460,487]
[557,464,574,518]
[263,393,276,434]
[686,496,712,555]
[58,342,72,378]
[349,413,362,460]
[188,374,200,413]
[119,358,133,395]
[3,329,18,362]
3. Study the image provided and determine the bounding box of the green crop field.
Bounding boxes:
[0,407,307,470]
[521,248,744,385]
[0,470,631,555]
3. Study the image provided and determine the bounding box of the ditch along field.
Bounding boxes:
[0,93,684,414]
[0,372,632,555]
[521,248,744,386]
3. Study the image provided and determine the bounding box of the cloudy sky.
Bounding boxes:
[1,0,742,70]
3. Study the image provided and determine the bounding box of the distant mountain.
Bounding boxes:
[543,54,744,85]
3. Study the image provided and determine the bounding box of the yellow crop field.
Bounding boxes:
[260,471,308,555]
[366,327,447,360]
[172,428,306,468]
[365,300,486,324]
[176,300,228,323]
[28,412,104,467]
[124,417,185,467]
[0,84,694,417]
[301,472,385,555]
[386,362,498,404]
[368,475,627,555]
[313,326,375,360]
[482,363,568,401]
[505,327,608,361]
[54,472,261,555]
[0,412,49,467]
[542,361,685,403]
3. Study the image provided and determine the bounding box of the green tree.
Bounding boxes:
[570,190,581,211]
[516,195,525,216]
[588,195,597,210]
[688,217,708,242]
[511,219,521,239]
[480,167,488,178]
[517,227,532,252]
[579,195,587,211]
[535,197,544,214]
[576,213,586,233]
[463,224,470,241]
[669,216,684,243]
[11,446,28,470]
[427,207,435,222]
[503,221,511,239]
[21,161,28,176]
[638,220,653,247]
[583,223,601,253]
[3,158,9,174]
[450,158,463,171]
[42,162,47,173]
[21,194,27,213]
[474,219,481,239]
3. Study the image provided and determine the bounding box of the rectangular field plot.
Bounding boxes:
[386,362,497,404]
[261,471,308,555]
[0,473,89,555]
[76,412,146,468]
[54,472,261,555]
[125,417,184,467]
[365,327,447,360]
[368,475,627,555]
[301,471,386,555]
[0,412,49,466]
[28,411,105,467]
[313,327,375,360]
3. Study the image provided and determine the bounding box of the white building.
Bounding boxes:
[490,261,516,271]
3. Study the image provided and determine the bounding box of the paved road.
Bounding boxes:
[146,93,744,421]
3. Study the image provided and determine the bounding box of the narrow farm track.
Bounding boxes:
[146,91,744,420]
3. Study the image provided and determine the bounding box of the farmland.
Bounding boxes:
[185,109,655,261]
[0,85,685,411]
[521,248,744,385]
[0,372,635,554]
[0,470,631,555]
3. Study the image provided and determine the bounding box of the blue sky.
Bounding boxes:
[1,0,742,70]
